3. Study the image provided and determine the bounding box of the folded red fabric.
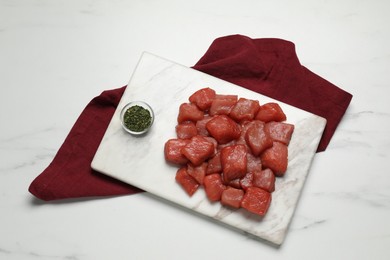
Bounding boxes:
[29,35,352,201]
[192,35,352,151]
[29,87,143,201]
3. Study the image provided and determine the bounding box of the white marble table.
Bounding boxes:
[1,0,389,259]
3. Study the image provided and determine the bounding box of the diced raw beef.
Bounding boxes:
[189,87,216,111]
[235,121,252,147]
[229,98,260,122]
[255,102,286,122]
[209,95,238,116]
[245,120,273,156]
[261,142,288,176]
[203,173,226,201]
[246,152,262,173]
[265,121,294,145]
[220,144,247,182]
[181,135,215,166]
[206,152,222,174]
[187,162,208,185]
[241,187,272,216]
[239,172,253,191]
[253,169,275,193]
[176,121,198,139]
[195,115,213,136]
[204,136,218,155]
[206,115,241,144]
[166,88,295,218]
[222,176,241,189]
[221,187,244,208]
[175,167,199,196]
[177,103,204,123]
[164,139,190,165]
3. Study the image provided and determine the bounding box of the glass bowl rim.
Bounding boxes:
[120,101,154,135]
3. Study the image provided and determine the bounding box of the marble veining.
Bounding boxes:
[0,128,60,174]
[2,0,390,258]
[91,52,326,245]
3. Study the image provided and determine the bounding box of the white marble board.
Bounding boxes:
[91,52,326,245]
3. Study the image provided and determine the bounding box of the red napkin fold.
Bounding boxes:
[29,87,143,200]
[29,34,352,201]
[192,35,352,152]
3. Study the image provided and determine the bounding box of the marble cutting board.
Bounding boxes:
[91,52,326,245]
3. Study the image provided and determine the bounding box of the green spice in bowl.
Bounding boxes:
[120,101,154,135]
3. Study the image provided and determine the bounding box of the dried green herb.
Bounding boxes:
[123,105,152,132]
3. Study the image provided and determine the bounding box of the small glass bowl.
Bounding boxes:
[120,101,154,135]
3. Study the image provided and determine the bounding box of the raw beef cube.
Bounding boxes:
[206,152,222,174]
[261,142,288,176]
[217,140,237,152]
[253,169,275,193]
[189,87,216,111]
[245,120,273,156]
[204,136,218,155]
[203,173,226,202]
[229,98,260,122]
[265,121,294,145]
[177,103,204,123]
[175,167,199,196]
[255,102,286,122]
[235,121,253,147]
[164,139,190,165]
[221,187,244,208]
[222,176,241,189]
[241,187,272,216]
[181,135,215,166]
[176,121,198,139]
[240,172,254,191]
[196,115,213,136]
[187,162,208,185]
[206,115,241,144]
[209,95,238,116]
[220,144,247,182]
[246,153,262,173]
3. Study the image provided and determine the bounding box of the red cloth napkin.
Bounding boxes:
[29,87,143,200]
[29,35,352,201]
[192,35,352,151]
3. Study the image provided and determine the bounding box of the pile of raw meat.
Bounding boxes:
[164,88,294,216]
